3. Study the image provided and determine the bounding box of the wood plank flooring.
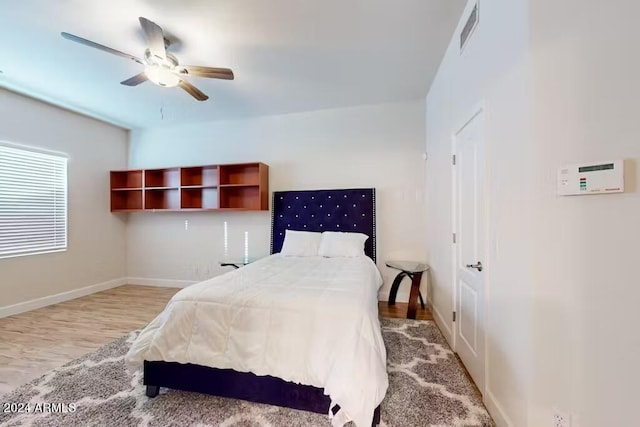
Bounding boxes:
[0,285,433,395]
[377,301,433,321]
[0,285,179,395]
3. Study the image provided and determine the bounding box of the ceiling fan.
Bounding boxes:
[61,17,234,101]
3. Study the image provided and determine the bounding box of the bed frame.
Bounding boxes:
[144,188,379,425]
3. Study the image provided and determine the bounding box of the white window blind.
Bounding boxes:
[0,143,68,259]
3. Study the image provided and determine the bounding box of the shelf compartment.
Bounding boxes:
[145,168,180,188]
[144,188,180,210]
[111,189,142,211]
[219,185,260,209]
[181,188,219,209]
[219,164,260,185]
[111,170,142,189]
[181,165,219,187]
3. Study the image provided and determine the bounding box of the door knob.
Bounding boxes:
[466,261,483,272]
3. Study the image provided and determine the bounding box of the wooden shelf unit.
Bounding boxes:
[110,163,268,212]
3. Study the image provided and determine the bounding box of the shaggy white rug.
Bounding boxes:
[0,318,493,426]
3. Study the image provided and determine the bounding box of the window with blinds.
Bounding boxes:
[0,143,68,259]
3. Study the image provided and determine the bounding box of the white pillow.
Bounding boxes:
[280,229,322,257]
[318,231,369,258]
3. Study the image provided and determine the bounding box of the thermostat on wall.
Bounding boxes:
[557,160,624,196]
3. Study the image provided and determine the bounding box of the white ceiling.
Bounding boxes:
[0,0,465,129]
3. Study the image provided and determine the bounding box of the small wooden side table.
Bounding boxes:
[386,260,430,319]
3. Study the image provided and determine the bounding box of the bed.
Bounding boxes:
[126,188,386,426]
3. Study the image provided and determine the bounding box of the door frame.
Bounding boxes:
[450,102,489,395]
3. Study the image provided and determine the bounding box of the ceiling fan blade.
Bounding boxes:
[61,32,143,64]
[178,80,209,101]
[120,73,148,86]
[180,65,234,80]
[139,17,167,60]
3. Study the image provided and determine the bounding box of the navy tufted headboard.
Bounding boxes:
[270,188,376,262]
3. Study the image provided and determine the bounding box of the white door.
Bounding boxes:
[453,109,485,392]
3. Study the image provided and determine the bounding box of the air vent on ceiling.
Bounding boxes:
[460,2,479,53]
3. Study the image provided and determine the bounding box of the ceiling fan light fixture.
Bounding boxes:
[62,17,230,100]
[145,64,179,87]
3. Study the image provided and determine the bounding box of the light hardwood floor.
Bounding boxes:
[377,301,433,321]
[0,285,179,395]
[0,285,433,395]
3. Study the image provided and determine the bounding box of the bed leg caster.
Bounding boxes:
[146,385,160,397]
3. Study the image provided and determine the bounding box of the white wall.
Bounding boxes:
[0,88,128,309]
[529,1,640,426]
[428,1,640,426]
[425,1,533,425]
[127,100,427,301]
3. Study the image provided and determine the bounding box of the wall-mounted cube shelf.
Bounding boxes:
[110,162,268,212]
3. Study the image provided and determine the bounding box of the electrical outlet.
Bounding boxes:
[552,411,571,427]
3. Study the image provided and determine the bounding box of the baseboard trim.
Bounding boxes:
[484,388,513,427]
[0,278,126,319]
[429,301,453,345]
[126,277,196,288]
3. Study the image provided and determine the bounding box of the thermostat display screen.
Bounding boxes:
[557,160,624,196]
[578,163,614,173]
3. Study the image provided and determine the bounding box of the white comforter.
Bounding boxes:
[126,254,388,427]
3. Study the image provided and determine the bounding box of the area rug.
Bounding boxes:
[0,318,493,426]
